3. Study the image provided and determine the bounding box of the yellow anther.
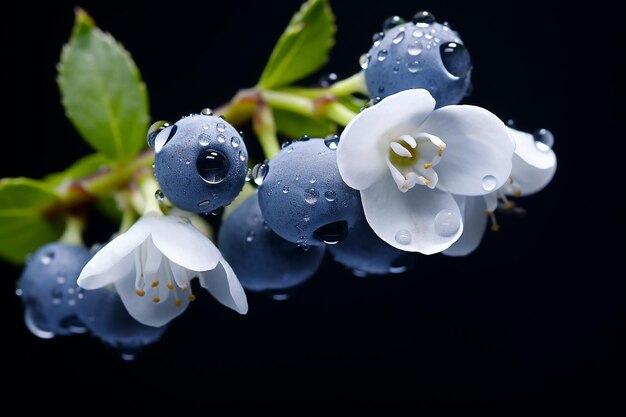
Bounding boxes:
[420,177,431,186]
[490,224,500,232]
[188,294,197,302]
[437,145,445,157]
[152,297,161,303]
[175,299,182,307]
[504,201,514,209]
[151,281,159,287]
[181,287,188,292]
[167,283,174,290]
[514,189,522,197]
[135,289,145,297]
[423,163,433,169]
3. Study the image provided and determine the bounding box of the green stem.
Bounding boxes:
[253,103,281,158]
[261,90,314,117]
[329,71,367,97]
[137,176,162,215]
[119,207,137,233]
[58,216,85,246]
[324,102,357,126]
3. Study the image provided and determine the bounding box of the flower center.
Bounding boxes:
[386,133,446,192]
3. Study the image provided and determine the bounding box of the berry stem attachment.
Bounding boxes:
[137,175,162,215]
[328,71,367,97]
[324,102,358,126]
[253,101,281,158]
[261,90,314,117]
[58,215,85,246]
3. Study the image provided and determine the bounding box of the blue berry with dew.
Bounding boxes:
[361,11,472,106]
[17,243,91,339]
[256,136,362,248]
[76,286,168,360]
[328,217,416,277]
[218,194,325,298]
[149,110,248,214]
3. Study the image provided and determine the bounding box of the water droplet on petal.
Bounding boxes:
[304,188,319,205]
[407,42,423,56]
[395,229,412,245]
[198,133,211,146]
[533,128,554,151]
[482,175,497,191]
[434,209,461,237]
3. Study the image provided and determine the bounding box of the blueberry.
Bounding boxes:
[76,287,167,360]
[218,194,325,293]
[328,217,416,276]
[363,14,472,107]
[257,138,362,247]
[150,114,248,213]
[17,243,91,338]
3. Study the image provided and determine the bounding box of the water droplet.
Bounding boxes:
[533,128,554,151]
[67,287,75,295]
[56,276,66,284]
[393,66,400,74]
[434,37,440,43]
[359,53,370,69]
[216,134,226,143]
[408,42,423,56]
[440,42,471,78]
[198,133,211,146]
[155,189,165,202]
[407,61,420,73]
[198,200,210,208]
[309,176,317,184]
[413,29,424,38]
[236,151,245,162]
[389,264,407,274]
[372,31,385,43]
[295,174,301,181]
[24,308,55,339]
[210,207,223,216]
[216,122,226,132]
[282,186,290,194]
[201,108,213,115]
[245,231,255,242]
[202,123,210,130]
[147,120,172,150]
[15,288,23,297]
[51,288,63,304]
[40,251,54,265]
[319,72,338,87]
[196,149,229,184]
[324,134,339,150]
[412,11,436,26]
[352,269,368,278]
[482,175,497,191]
[67,299,76,306]
[324,190,337,202]
[303,215,311,222]
[252,163,269,185]
[424,33,433,40]
[392,30,405,44]
[383,16,405,31]
[506,119,516,127]
[281,140,292,149]
[378,86,385,94]
[299,134,310,141]
[434,209,461,237]
[395,229,412,245]
[230,136,240,148]
[287,147,294,153]
[272,293,289,301]
[314,221,348,244]
[303,188,319,205]
[377,49,388,61]
[245,168,253,182]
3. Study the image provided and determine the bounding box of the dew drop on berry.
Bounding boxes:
[217,122,226,132]
[383,16,405,31]
[252,163,269,185]
[440,42,471,77]
[407,61,420,73]
[408,42,423,56]
[377,49,388,61]
[324,190,337,202]
[198,133,211,146]
[324,134,339,150]
[196,149,229,184]
[230,136,240,148]
[392,29,405,44]
[314,220,348,245]
[217,134,226,143]
[359,53,370,69]
[303,188,319,205]
[201,108,213,116]
[147,120,172,150]
[412,11,436,26]
[40,251,54,265]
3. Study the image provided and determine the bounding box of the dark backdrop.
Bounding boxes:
[3,0,624,411]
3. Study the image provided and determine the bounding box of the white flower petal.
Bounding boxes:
[77,219,152,289]
[337,89,436,191]
[443,196,488,257]
[150,215,221,272]
[507,127,556,170]
[142,238,163,285]
[419,105,513,196]
[360,174,463,254]
[169,261,193,289]
[199,259,248,314]
[507,152,557,196]
[115,263,189,327]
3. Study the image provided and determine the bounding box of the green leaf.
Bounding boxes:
[259,0,335,89]
[45,153,111,186]
[273,108,336,139]
[58,8,149,162]
[0,178,65,265]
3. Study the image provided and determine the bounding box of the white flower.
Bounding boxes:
[337,89,514,254]
[444,127,557,256]
[77,213,248,327]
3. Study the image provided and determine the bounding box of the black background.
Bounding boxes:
[3,0,624,411]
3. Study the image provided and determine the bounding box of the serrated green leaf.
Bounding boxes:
[259,0,335,89]
[273,108,336,139]
[58,8,149,162]
[45,153,111,186]
[0,178,65,265]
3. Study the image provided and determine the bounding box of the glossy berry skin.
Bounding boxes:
[151,114,248,213]
[364,17,472,107]
[17,243,91,338]
[328,217,415,276]
[76,287,168,359]
[218,194,325,292]
[257,138,362,247]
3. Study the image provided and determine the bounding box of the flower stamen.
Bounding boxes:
[486,210,500,232]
